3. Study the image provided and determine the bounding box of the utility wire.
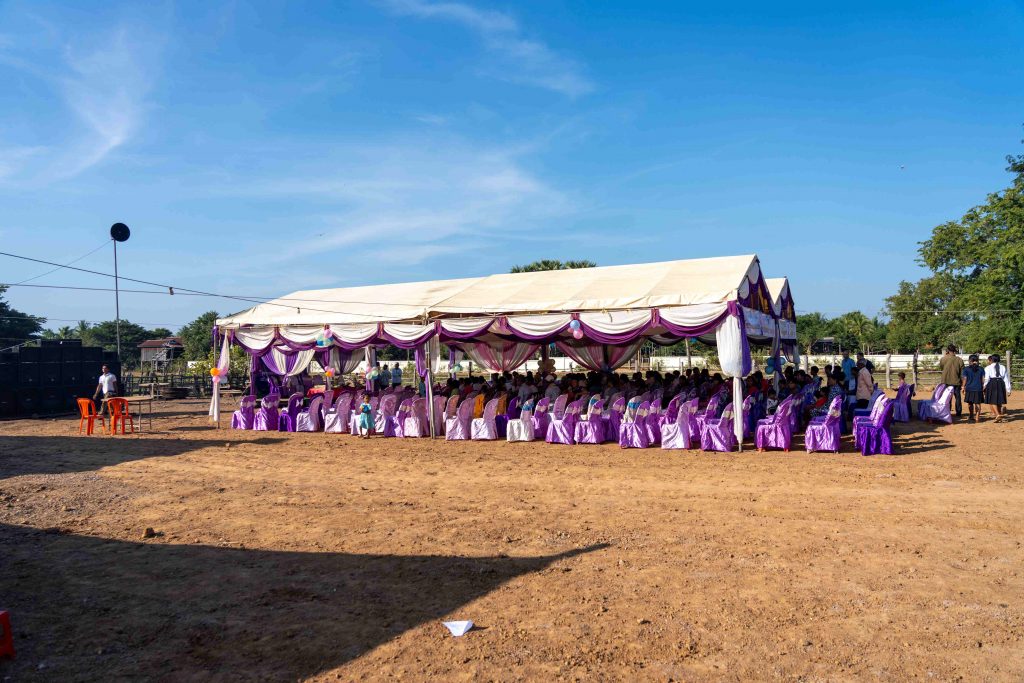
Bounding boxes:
[10,240,111,286]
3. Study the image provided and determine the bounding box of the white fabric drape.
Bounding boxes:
[499,313,572,338]
[331,323,379,346]
[658,302,729,328]
[277,325,323,346]
[208,335,232,423]
[234,326,276,353]
[270,346,315,376]
[382,322,434,343]
[326,347,363,375]
[578,310,653,334]
[716,313,747,378]
[439,318,493,335]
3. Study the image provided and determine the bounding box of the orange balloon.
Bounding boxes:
[210,367,220,377]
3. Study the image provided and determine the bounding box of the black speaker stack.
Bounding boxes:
[0,340,121,418]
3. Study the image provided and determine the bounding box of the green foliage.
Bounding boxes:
[510,259,597,273]
[179,311,220,361]
[885,142,1024,351]
[0,285,45,348]
[81,320,153,362]
[149,327,174,339]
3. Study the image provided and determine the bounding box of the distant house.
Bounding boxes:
[810,337,841,355]
[137,337,184,364]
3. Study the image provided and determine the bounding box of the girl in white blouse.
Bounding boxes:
[983,354,1012,422]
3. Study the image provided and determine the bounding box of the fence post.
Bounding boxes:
[1006,350,1012,383]
[886,352,892,389]
[685,338,692,369]
[912,349,919,387]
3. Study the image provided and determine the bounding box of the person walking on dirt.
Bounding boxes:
[961,354,985,422]
[983,354,1011,422]
[940,345,965,418]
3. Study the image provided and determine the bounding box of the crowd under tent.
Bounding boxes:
[212,254,796,448]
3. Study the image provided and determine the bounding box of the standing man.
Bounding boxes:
[377,363,391,392]
[391,362,402,388]
[93,364,120,412]
[939,344,965,418]
[856,351,874,374]
[855,359,874,409]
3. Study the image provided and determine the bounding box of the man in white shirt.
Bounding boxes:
[391,363,402,388]
[94,364,119,409]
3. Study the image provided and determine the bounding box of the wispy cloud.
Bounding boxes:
[0,16,160,185]
[214,135,574,268]
[379,0,594,97]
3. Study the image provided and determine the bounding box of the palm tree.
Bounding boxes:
[510,259,596,273]
[57,325,73,339]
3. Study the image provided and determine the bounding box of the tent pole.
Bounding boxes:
[733,375,744,452]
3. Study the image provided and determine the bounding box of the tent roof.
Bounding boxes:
[217,254,764,328]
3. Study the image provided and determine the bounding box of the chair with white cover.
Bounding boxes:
[432,395,448,436]
[506,407,535,442]
[403,397,430,437]
[660,398,693,450]
[445,397,474,440]
[295,394,324,432]
[471,398,500,440]
[324,392,351,433]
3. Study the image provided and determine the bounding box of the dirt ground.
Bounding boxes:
[1,393,1022,682]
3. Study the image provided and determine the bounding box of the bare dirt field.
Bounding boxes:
[1,394,1022,681]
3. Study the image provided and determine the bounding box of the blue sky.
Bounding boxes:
[1,0,1023,332]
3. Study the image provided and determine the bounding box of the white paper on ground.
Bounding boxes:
[442,620,474,637]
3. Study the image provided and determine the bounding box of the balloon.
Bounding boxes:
[454,363,463,372]
[569,319,581,331]
[212,375,222,384]
[210,367,220,377]
[323,328,333,339]
[572,329,584,340]
[765,358,775,374]
[325,368,335,377]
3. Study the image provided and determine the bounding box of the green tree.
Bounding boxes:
[0,285,45,348]
[84,320,153,362]
[510,259,597,273]
[886,141,1024,351]
[149,327,173,339]
[178,311,220,360]
[795,312,830,355]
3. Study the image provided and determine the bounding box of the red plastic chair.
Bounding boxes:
[107,398,135,435]
[77,398,105,436]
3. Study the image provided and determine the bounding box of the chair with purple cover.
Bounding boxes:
[507,407,534,442]
[445,397,474,441]
[432,395,447,436]
[574,399,606,444]
[918,384,954,424]
[700,402,737,452]
[658,394,684,428]
[324,392,350,433]
[295,394,324,432]
[496,396,517,439]
[254,393,280,431]
[393,398,413,438]
[691,391,725,440]
[278,392,304,432]
[547,399,582,445]
[805,396,843,453]
[550,394,569,420]
[603,396,626,443]
[376,393,399,437]
[739,395,754,441]
[660,398,693,450]
[532,397,553,439]
[404,397,429,437]
[618,399,651,449]
[852,393,889,445]
[231,395,255,430]
[857,397,895,455]
[892,383,914,423]
[471,398,500,440]
[755,396,794,451]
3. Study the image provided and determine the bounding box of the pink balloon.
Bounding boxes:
[572,329,584,340]
[212,375,222,384]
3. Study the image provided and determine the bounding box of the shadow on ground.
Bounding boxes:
[0,523,607,680]
[0,435,287,481]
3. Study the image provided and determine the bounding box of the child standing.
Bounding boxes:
[358,394,374,438]
[983,354,1012,422]
[961,354,985,422]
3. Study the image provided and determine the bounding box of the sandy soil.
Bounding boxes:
[1,393,1022,682]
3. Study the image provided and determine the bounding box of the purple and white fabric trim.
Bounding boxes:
[458,341,539,373]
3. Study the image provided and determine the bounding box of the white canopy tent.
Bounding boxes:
[215,254,793,447]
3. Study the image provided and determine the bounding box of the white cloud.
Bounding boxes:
[379,0,593,97]
[0,19,159,185]
[218,135,574,267]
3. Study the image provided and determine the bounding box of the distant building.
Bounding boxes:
[810,337,841,355]
[137,337,184,364]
